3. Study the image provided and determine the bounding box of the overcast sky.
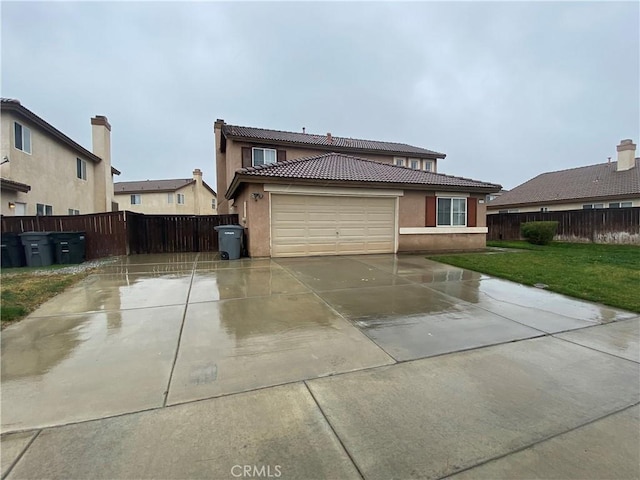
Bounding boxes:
[2,1,638,191]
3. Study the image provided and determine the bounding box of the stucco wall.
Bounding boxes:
[398,233,486,252]
[114,182,217,215]
[1,112,103,216]
[233,184,270,257]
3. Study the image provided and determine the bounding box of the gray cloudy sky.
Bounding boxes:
[2,1,638,191]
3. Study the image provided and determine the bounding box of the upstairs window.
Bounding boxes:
[583,203,604,209]
[252,148,277,167]
[37,203,53,216]
[14,122,32,154]
[609,201,632,208]
[437,197,467,226]
[131,194,141,205]
[211,198,216,210]
[167,193,174,204]
[76,158,87,180]
[394,157,405,166]
[409,159,420,170]
[423,161,434,172]
[68,209,80,215]
[177,193,185,205]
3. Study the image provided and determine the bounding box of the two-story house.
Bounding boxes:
[214,120,501,258]
[0,98,120,216]
[114,169,217,215]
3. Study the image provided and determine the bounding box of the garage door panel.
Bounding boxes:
[271,194,396,257]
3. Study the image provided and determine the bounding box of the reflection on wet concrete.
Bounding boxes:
[167,293,393,404]
[555,318,640,362]
[1,306,184,432]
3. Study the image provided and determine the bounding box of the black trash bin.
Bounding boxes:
[19,232,55,267]
[50,232,86,264]
[214,225,245,260]
[1,233,26,268]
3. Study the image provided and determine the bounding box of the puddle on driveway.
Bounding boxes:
[1,305,184,432]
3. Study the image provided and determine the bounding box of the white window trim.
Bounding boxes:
[14,121,32,155]
[167,193,174,204]
[177,193,185,205]
[400,227,488,235]
[252,147,277,167]
[423,160,434,172]
[76,158,87,180]
[394,157,405,167]
[131,194,141,205]
[437,197,467,227]
[409,158,420,170]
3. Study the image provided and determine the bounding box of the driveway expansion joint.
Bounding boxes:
[1,429,41,480]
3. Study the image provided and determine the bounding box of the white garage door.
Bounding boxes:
[271,194,396,257]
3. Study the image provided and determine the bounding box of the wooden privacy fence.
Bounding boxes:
[1,211,239,259]
[487,207,640,244]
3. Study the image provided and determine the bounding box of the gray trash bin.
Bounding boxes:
[215,225,244,260]
[19,232,55,267]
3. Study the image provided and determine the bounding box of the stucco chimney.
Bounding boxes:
[616,139,636,172]
[193,168,203,183]
[91,115,113,212]
[327,132,332,144]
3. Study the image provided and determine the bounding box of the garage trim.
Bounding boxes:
[264,184,404,197]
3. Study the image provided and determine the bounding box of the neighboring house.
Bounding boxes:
[0,98,120,216]
[486,189,508,203]
[214,120,501,257]
[114,169,217,215]
[487,139,640,214]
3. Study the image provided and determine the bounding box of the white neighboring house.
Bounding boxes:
[0,98,120,216]
[487,139,640,213]
[114,169,217,215]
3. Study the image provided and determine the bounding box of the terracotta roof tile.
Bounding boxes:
[236,153,499,190]
[222,124,445,157]
[488,159,640,208]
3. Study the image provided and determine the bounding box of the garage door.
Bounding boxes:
[271,194,396,257]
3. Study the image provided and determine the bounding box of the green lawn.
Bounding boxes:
[1,271,90,327]
[427,241,640,313]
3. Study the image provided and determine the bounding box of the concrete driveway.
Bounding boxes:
[1,253,638,479]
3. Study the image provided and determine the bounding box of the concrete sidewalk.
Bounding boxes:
[1,253,638,479]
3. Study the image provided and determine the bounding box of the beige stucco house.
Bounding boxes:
[114,169,217,215]
[214,120,501,257]
[487,139,640,214]
[0,98,120,216]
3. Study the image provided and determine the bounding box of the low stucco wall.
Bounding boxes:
[398,233,486,252]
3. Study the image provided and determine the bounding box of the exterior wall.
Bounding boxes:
[1,112,101,216]
[233,184,270,257]
[487,198,640,214]
[114,183,217,215]
[398,233,486,252]
[91,120,113,212]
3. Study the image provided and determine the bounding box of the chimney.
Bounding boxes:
[616,139,636,172]
[327,132,332,144]
[193,169,203,213]
[91,115,113,212]
[214,118,225,130]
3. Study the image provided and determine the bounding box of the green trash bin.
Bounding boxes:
[1,233,26,268]
[19,232,55,267]
[50,232,86,264]
[214,225,244,260]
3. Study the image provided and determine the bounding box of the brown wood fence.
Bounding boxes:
[1,211,239,259]
[487,207,640,244]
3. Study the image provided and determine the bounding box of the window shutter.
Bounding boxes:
[242,147,252,168]
[277,150,286,163]
[467,197,478,227]
[425,196,436,227]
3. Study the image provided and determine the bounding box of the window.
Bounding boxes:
[583,203,604,209]
[177,193,185,205]
[540,207,549,212]
[394,157,405,167]
[76,158,87,180]
[437,197,466,226]
[68,209,80,215]
[131,194,141,205]
[211,198,216,210]
[423,161,433,172]
[409,159,420,170]
[252,148,277,166]
[609,201,632,208]
[167,193,174,204]
[14,122,32,154]
[36,204,53,216]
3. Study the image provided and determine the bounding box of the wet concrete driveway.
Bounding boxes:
[2,253,639,479]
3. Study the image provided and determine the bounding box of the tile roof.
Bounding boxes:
[488,159,640,208]
[222,124,445,157]
[228,153,500,198]
[114,179,195,194]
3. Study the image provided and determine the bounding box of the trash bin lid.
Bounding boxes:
[214,225,245,231]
